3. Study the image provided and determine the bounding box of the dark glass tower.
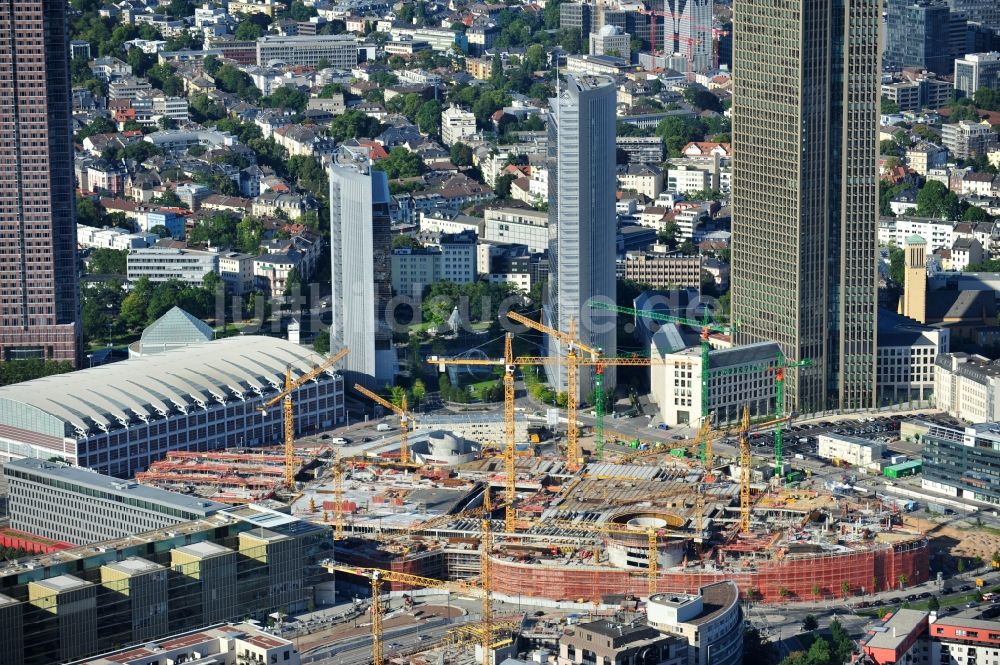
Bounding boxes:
[0,0,80,363]
[731,0,880,412]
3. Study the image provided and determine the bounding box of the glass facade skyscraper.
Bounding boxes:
[885,0,965,76]
[546,75,618,394]
[731,0,880,412]
[0,0,79,363]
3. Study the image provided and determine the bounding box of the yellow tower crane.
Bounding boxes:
[354,383,412,465]
[429,333,531,534]
[505,311,600,472]
[261,347,350,489]
[327,520,495,665]
[738,405,752,534]
[332,451,345,540]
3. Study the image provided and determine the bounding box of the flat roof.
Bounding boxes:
[103,557,165,576]
[5,458,227,516]
[32,574,92,593]
[174,541,232,559]
[864,609,928,651]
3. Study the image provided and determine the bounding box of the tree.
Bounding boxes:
[928,595,940,611]
[450,142,474,167]
[415,100,442,135]
[283,266,302,296]
[327,109,383,141]
[234,19,264,40]
[149,225,172,238]
[916,180,962,219]
[76,196,103,227]
[802,615,819,632]
[889,245,905,284]
[495,173,516,199]
[962,206,992,223]
[318,83,344,98]
[656,116,707,157]
[881,95,900,114]
[742,626,777,665]
[87,248,128,275]
[841,580,850,598]
[973,87,1000,112]
[392,234,423,250]
[77,115,117,141]
[121,277,154,330]
[957,559,966,573]
[379,147,424,179]
[683,85,722,113]
[0,360,74,387]
[263,86,309,113]
[811,582,822,598]
[314,329,330,354]
[898,573,908,588]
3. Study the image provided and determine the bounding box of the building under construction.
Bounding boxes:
[136,446,331,504]
[320,450,929,604]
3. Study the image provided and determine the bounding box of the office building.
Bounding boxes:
[441,105,477,146]
[560,3,593,36]
[816,433,887,467]
[862,609,1000,665]
[876,309,948,405]
[0,336,345,478]
[590,25,631,62]
[616,136,666,163]
[3,458,226,545]
[622,250,703,291]
[484,206,550,253]
[329,162,395,389]
[257,35,358,68]
[557,618,688,665]
[922,420,1000,507]
[731,0,880,412]
[942,120,1000,159]
[127,246,219,284]
[651,340,781,426]
[954,51,1000,96]
[934,352,1000,422]
[661,0,714,73]
[646,582,743,665]
[0,0,80,363]
[78,623,301,665]
[391,246,443,297]
[547,75,618,393]
[885,0,966,75]
[0,504,327,665]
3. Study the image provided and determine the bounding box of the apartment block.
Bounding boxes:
[257,35,358,68]
[441,105,477,146]
[484,206,549,253]
[942,121,999,159]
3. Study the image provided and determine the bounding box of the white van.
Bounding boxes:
[330,437,348,445]
[376,423,392,432]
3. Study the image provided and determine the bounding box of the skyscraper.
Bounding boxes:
[731,0,880,412]
[884,0,966,76]
[546,75,617,395]
[329,162,395,389]
[661,0,714,74]
[0,0,79,363]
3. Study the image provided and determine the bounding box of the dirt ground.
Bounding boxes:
[903,515,1000,563]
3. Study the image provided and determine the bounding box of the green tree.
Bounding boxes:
[962,206,993,223]
[811,582,822,598]
[0,360,74,387]
[916,180,962,219]
[801,615,819,632]
[888,245,905,284]
[318,83,344,98]
[234,19,264,40]
[656,116,707,157]
[263,86,309,113]
[77,116,117,141]
[149,224,172,238]
[283,266,302,296]
[86,248,128,275]
[683,85,723,112]
[379,147,424,179]
[450,142,474,167]
[495,173,516,199]
[881,95,900,114]
[76,196,103,227]
[313,328,330,354]
[928,595,940,611]
[973,87,1000,111]
[743,626,777,665]
[121,276,154,330]
[327,109,383,141]
[841,580,850,598]
[392,234,423,250]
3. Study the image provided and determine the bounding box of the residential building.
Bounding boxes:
[617,136,666,163]
[108,76,153,101]
[127,247,218,284]
[217,251,256,296]
[922,420,1000,504]
[949,236,984,270]
[816,433,887,467]
[646,582,743,665]
[329,162,395,389]
[488,251,548,292]
[589,25,631,62]
[954,51,1000,97]
[228,0,282,17]
[667,164,714,194]
[547,75,618,393]
[257,35,358,68]
[0,504,326,665]
[78,623,301,665]
[77,226,158,251]
[732,0,880,412]
[441,106,477,146]
[617,163,664,198]
[622,250,703,290]
[862,610,1000,665]
[391,246,442,297]
[934,352,1000,423]
[557,618,688,665]
[0,0,80,363]
[435,230,477,284]
[878,309,948,404]
[651,340,781,426]
[884,0,965,75]
[253,250,301,296]
[484,206,549,253]
[880,217,955,253]
[905,142,949,175]
[941,120,999,159]
[3,458,226,545]
[661,0,714,72]
[0,336,345,478]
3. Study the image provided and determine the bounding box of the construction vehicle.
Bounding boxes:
[326,519,494,665]
[354,383,412,465]
[260,347,349,489]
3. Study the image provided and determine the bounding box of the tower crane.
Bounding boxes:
[738,405,752,534]
[506,311,600,472]
[326,519,495,665]
[768,354,813,477]
[429,334,526,534]
[333,451,344,540]
[260,347,350,489]
[354,383,412,465]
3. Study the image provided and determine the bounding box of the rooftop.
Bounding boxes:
[4,458,227,517]
[32,574,92,593]
[174,540,232,559]
[863,609,928,653]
